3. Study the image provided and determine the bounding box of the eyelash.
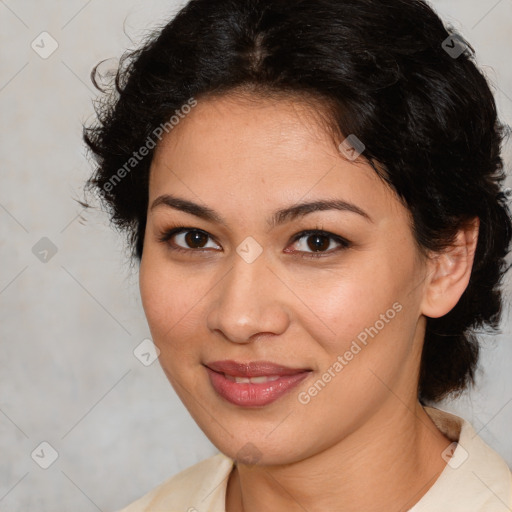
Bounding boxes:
[157,224,351,259]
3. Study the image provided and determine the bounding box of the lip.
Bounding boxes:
[204,360,312,407]
[204,360,310,377]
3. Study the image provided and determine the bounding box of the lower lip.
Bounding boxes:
[205,367,311,407]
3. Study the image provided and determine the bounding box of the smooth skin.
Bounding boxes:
[139,91,480,512]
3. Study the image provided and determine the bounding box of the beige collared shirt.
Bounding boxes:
[118,407,512,511]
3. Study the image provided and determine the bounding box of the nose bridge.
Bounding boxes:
[206,248,290,343]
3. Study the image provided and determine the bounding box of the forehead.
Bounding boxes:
[148,92,402,221]
[154,91,339,162]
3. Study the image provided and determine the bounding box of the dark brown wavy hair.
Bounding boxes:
[81,0,512,403]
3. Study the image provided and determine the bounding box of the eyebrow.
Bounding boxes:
[150,193,373,228]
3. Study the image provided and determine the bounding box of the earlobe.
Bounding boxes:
[421,218,480,319]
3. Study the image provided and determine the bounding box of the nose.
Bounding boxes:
[206,252,291,344]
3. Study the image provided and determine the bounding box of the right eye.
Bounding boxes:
[157,226,221,254]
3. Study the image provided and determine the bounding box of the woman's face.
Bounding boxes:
[139,92,431,465]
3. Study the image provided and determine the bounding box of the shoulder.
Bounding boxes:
[116,452,235,512]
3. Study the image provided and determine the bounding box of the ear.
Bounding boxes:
[421,217,480,319]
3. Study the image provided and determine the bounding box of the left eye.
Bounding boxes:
[287,230,351,258]
[157,227,351,258]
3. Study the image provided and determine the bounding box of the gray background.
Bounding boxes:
[0,1,511,511]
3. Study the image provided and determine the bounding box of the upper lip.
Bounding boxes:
[204,360,311,377]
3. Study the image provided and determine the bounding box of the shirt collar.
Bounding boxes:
[408,406,512,511]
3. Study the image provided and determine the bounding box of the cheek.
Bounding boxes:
[287,258,405,355]
[308,264,422,404]
[139,258,225,420]
[139,254,212,358]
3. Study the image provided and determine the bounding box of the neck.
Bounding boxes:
[226,402,451,512]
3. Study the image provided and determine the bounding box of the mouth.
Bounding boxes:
[203,360,312,407]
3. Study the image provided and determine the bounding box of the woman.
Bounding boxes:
[82,0,512,510]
